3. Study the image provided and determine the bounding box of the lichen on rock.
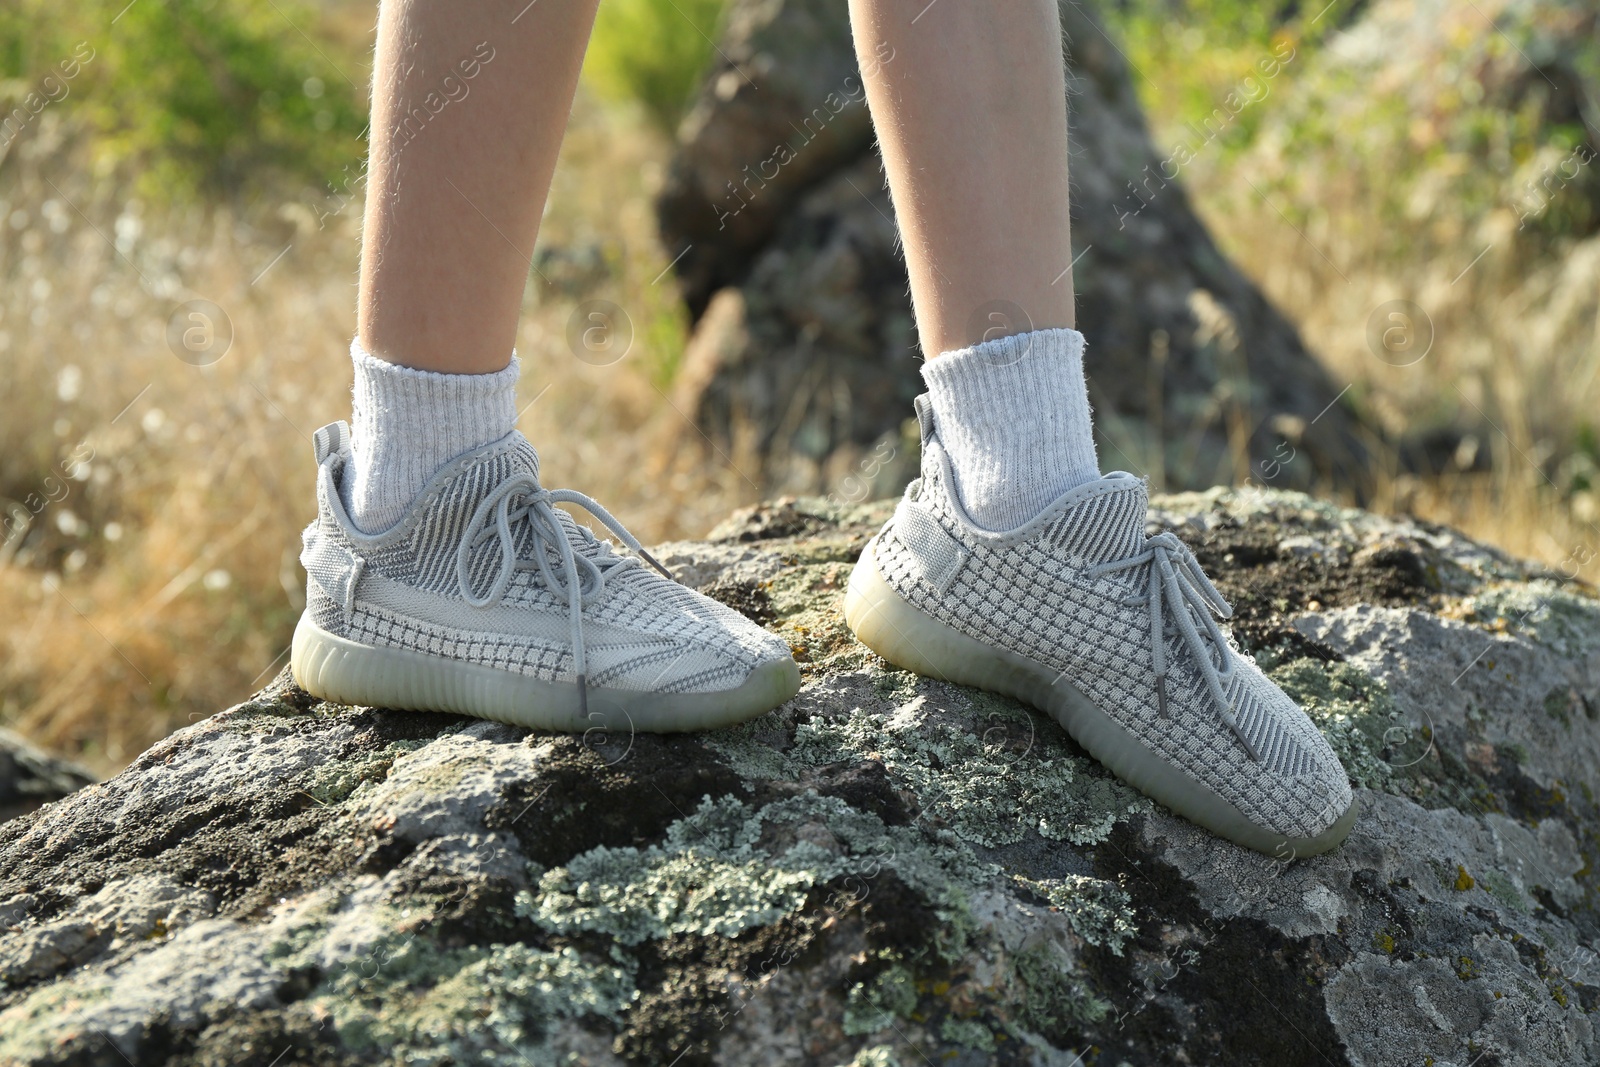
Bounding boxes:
[1,486,1597,1066]
[1266,656,1406,792]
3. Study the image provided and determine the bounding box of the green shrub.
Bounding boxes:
[583,0,727,132]
[0,0,366,200]
[1102,0,1309,157]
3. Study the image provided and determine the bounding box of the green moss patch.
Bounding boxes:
[1267,657,1404,792]
[304,740,428,807]
[1013,874,1138,956]
[522,792,990,948]
[1012,942,1112,1034]
[321,938,633,1063]
[843,958,918,1035]
[712,698,1149,852]
[765,560,877,674]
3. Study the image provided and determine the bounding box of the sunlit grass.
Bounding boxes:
[0,89,748,774]
[1111,0,1600,584]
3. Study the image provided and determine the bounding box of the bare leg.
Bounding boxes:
[358,0,601,374]
[342,0,599,531]
[847,0,1094,530]
[848,0,1076,356]
[839,5,1353,858]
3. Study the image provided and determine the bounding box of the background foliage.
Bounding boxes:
[584,0,728,131]
[0,0,368,199]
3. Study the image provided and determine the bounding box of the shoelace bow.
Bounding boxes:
[455,474,673,715]
[1087,531,1262,761]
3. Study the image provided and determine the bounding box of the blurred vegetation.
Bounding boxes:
[1108,0,1600,504]
[0,0,732,199]
[1104,0,1307,155]
[1107,0,1599,236]
[0,0,367,201]
[584,0,728,131]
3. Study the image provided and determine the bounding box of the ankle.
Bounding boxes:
[341,339,520,532]
[920,327,1100,530]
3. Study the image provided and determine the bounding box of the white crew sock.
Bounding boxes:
[920,327,1100,531]
[341,339,520,533]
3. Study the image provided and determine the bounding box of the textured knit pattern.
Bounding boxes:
[342,339,521,533]
[303,428,790,694]
[870,423,1352,840]
[921,327,1099,531]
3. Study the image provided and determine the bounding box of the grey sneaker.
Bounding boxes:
[291,422,800,732]
[844,398,1356,857]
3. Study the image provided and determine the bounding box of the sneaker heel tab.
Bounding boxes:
[313,421,351,466]
[912,394,937,445]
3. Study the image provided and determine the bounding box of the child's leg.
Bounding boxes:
[294,0,800,728]
[842,1,1356,856]
[849,0,1076,354]
[345,0,599,532]
[360,0,599,373]
[849,0,1097,532]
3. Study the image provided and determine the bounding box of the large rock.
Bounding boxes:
[2,493,1598,1064]
[658,0,1370,499]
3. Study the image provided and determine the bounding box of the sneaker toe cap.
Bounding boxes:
[600,580,797,695]
[1251,672,1356,839]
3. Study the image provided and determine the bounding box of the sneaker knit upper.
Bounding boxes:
[302,427,788,695]
[871,411,1353,840]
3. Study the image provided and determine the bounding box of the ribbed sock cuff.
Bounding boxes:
[342,339,520,532]
[921,327,1100,531]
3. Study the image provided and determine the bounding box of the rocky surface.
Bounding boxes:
[657,0,1370,499]
[2,492,1599,1066]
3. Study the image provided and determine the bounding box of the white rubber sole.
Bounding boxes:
[290,614,802,734]
[843,539,1356,858]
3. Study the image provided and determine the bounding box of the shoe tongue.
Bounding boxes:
[465,437,620,568]
[1043,474,1150,564]
[497,433,540,481]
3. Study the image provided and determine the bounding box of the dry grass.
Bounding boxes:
[0,91,759,774]
[1178,123,1600,582]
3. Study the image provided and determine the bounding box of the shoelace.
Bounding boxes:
[454,474,673,714]
[1087,531,1262,761]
